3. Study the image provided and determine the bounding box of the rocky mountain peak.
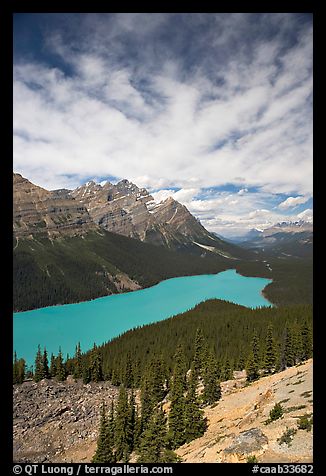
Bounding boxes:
[13,173,96,238]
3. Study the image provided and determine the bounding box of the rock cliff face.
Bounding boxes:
[13,173,96,238]
[70,179,216,249]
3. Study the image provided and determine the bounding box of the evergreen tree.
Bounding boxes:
[184,366,207,443]
[123,353,133,388]
[139,370,156,435]
[42,348,49,379]
[82,362,91,384]
[293,326,303,363]
[34,345,44,382]
[13,352,19,384]
[114,385,132,462]
[90,344,103,382]
[237,350,246,371]
[203,350,221,405]
[13,352,25,384]
[92,402,115,463]
[73,342,83,380]
[264,324,277,373]
[127,391,136,452]
[56,347,66,381]
[246,331,260,382]
[284,325,295,367]
[49,353,57,378]
[168,345,187,449]
[222,358,233,381]
[301,322,312,361]
[137,405,168,463]
[193,328,206,378]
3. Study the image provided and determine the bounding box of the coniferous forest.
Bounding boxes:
[14,299,312,462]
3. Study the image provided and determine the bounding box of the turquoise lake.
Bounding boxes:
[13,269,272,366]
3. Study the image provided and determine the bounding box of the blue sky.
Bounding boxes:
[13,13,313,237]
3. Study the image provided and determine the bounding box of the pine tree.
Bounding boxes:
[13,352,19,384]
[203,350,221,405]
[193,328,206,378]
[90,344,103,382]
[56,347,66,381]
[73,342,83,380]
[137,405,168,463]
[49,353,57,378]
[42,348,49,379]
[139,370,156,435]
[237,350,246,371]
[222,358,233,381]
[293,326,303,363]
[126,391,136,453]
[114,385,132,462]
[284,325,295,367]
[301,322,312,361]
[13,352,25,384]
[92,402,115,463]
[264,324,277,373]
[167,345,187,449]
[123,353,133,388]
[246,330,260,382]
[34,345,44,382]
[184,366,207,443]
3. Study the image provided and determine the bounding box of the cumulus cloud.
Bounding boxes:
[278,195,310,209]
[13,13,313,234]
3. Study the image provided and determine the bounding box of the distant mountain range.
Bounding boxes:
[239,221,313,258]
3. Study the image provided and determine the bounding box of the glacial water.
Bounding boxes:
[13,269,272,366]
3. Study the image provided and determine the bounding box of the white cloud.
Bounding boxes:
[278,195,309,209]
[13,13,313,234]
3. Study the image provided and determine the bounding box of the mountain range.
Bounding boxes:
[240,221,313,259]
[13,173,313,311]
[13,173,252,311]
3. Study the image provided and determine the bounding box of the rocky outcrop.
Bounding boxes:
[13,378,120,463]
[13,173,96,238]
[176,359,313,463]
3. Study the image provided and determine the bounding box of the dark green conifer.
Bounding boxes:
[114,385,131,462]
[300,322,312,361]
[92,402,115,463]
[123,353,133,388]
[49,353,56,378]
[284,325,295,367]
[73,342,83,380]
[13,352,25,384]
[137,405,168,463]
[184,366,207,442]
[42,347,49,379]
[264,324,277,373]
[203,350,221,405]
[56,347,66,381]
[168,345,187,449]
[90,344,103,382]
[193,328,206,378]
[246,330,260,382]
[34,345,44,382]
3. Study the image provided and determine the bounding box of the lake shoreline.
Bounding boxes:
[14,267,272,314]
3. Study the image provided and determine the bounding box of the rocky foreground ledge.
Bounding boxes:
[13,360,313,464]
[13,377,119,463]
